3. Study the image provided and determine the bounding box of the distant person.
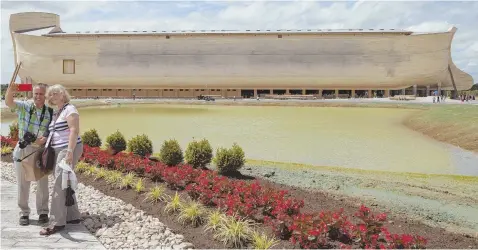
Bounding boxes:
[40,84,83,236]
[4,82,53,226]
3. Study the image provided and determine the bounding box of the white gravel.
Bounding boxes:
[1,162,194,250]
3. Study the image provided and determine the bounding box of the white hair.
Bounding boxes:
[46,84,71,106]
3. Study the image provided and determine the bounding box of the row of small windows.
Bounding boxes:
[72,89,238,91]
[76,28,398,34]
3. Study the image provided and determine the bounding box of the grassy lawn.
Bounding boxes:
[403,104,478,153]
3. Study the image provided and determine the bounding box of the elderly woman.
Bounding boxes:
[40,84,83,236]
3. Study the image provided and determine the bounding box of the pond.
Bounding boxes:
[2,104,478,176]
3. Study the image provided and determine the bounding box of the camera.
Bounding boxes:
[18,132,37,149]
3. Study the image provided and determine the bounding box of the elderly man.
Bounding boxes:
[5,83,54,226]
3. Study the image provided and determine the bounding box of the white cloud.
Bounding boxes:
[407,21,453,33]
[1,1,477,85]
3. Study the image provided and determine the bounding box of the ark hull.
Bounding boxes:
[9,12,474,98]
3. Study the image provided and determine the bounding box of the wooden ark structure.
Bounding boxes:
[9,12,474,98]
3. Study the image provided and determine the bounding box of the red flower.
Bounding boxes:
[377,213,387,221]
[76,144,428,250]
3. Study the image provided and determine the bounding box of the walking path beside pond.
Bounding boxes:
[1,162,194,250]
[1,180,105,249]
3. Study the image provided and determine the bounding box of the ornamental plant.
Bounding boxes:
[164,192,183,214]
[350,205,388,248]
[318,208,351,241]
[78,143,429,250]
[106,130,127,153]
[204,209,226,233]
[81,129,102,148]
[144,185,167,204]
[185,138,213,168]
[118,172,136,189]
[289,213,329,249]
[94,168,108,181]
[134,178,145,193]
[1,146,13,155]
[213,143,245,174]
[159,139,184,166]
[8,121,19,141]
[251,231,280,250]
[215,215,255,248]
[127,134,153,157]
[177,201,206,227]
[0,135,17,148]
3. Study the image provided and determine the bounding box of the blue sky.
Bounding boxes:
[1,1,477,85]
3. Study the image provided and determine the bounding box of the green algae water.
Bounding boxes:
[2,104,476,175]
[79,104,458,175]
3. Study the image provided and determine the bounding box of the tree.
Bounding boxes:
[470,83,478,91]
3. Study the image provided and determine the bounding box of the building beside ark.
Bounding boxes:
[9,12,474,98]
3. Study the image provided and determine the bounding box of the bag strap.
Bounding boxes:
[26,104,47,137]
[14,105,51,163]
[48,107,53,122]
[15,147,42,162]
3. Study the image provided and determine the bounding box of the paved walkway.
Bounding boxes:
[1,180,105,249]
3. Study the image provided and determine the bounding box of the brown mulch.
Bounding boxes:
[77,169,478,249]
[76,173,296,249]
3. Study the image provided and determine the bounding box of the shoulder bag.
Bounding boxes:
[40,104,69,173]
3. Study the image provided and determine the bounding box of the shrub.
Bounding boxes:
[106,130,127,153]
[213,143,245,174]
[81,129,102,148]
[78,145,429,250]
[9,121,19,141]
[185,138,213,168]
[127,134,153,157]
[159,139,183,166]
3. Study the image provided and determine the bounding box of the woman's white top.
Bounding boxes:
[48,104,82,149]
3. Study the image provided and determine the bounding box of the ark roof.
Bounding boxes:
[39,28,413,36]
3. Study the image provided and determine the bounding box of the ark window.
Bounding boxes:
[63,59,75,74]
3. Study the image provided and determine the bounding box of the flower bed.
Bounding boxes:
[1,136,17,156]
[1,135,17,148]
[80,145,427,249]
